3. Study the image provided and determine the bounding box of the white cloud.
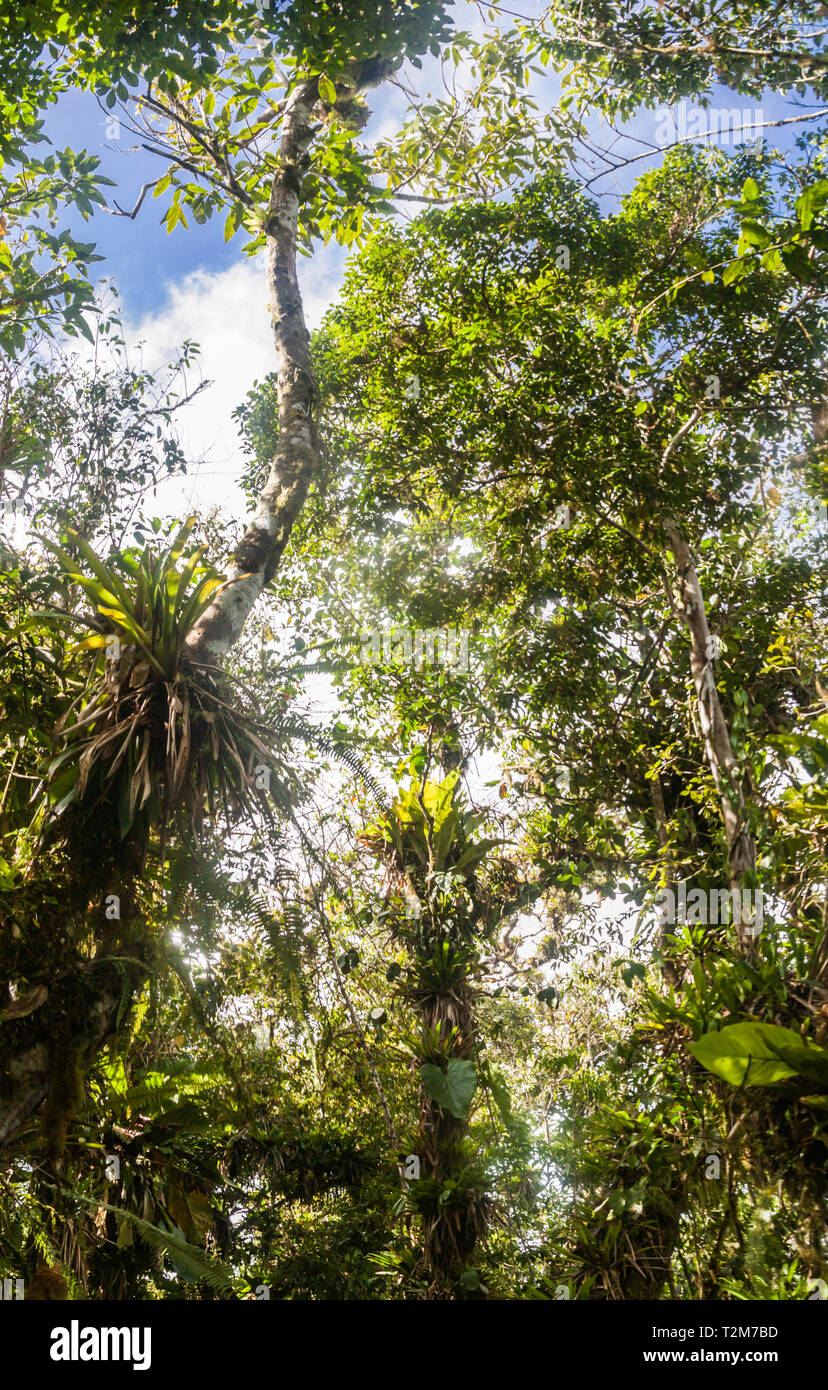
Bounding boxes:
[121,248,345,523]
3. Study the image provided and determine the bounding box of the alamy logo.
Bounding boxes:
[359,627,469,672]
[50,1322,151,1372]
[0,499,27,530]
[657,884,763,937]
[655,103,764,148]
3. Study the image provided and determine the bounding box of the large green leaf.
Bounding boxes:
[689,1023,804,1087]
[421,1058,477,1119]
[393,771,459,830]
[770,1044,828,1090]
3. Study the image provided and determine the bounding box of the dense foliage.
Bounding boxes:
[0,0,827,1302]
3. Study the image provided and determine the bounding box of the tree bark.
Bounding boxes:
[185,76,321,664]
[183,54,398,663]
[0,963,132,1149]
[648,773,680,986]
[664,519,758,951]
[0,812,149,1151]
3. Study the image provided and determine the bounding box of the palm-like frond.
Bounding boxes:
[47,520,224,677]
[265,713,389,811]
[80,1200,240,1295]
[39,526,291,840]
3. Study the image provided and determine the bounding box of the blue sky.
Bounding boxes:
[42,86,270,314]
[41,76,820,334]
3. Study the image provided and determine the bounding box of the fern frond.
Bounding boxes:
[82,1200,239,1294]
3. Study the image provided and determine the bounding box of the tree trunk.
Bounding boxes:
[1,823,149,1151]
[648,773,680,986]
[416,972,484,1296]
[0,962,136,1149]
[664,520,758,952]
[183,58,393,665]
[185,77,321,664]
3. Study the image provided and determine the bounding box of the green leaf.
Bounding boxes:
[781,246,816,282]
[739,219,771,250]
[722,258,746,286]
[689,1023,804,1087]
[761,247,784,274]
[484,1064,513,1121]
[421,1058,477,1119]
[224,203,242,243]
[337,948,359,975]
[454,837,504,872]
[318,73,337,105]
[769,1044,828,1089]
[800,1095,828,1111]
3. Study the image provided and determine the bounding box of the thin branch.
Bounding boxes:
[107,179,160,219]
[583,109,828,190]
